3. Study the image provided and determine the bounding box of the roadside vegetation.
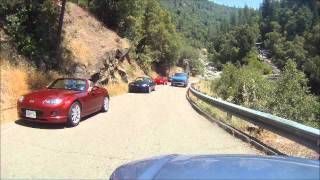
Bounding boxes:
[213,60,320,128]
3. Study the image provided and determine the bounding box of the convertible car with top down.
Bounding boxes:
[129,77,156,93]
[17,78,109,127]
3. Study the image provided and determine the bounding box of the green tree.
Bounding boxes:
[268,60,319,126]
[215,63,272,109]
[1,0,59,67]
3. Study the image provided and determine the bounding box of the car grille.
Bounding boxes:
[21,108,44,118]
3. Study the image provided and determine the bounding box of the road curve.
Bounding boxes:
[1,85,259,179]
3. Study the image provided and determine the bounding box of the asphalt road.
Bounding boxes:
[1,85,259,179]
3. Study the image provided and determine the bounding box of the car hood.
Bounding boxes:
[110,155,320,180]
[24,89,82,100]
[171,76,187,81]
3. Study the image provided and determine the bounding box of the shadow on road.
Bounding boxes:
[14,112,101,129]
[14,119,66,129]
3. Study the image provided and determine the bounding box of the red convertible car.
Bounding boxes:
[153,76,168,85]
[17,78,109,127]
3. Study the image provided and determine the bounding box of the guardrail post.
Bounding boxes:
[226,112,234,136]
[226,112,232,121]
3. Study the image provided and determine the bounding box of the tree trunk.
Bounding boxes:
[57,0,67,48]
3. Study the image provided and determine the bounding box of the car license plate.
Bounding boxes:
[26,110,36,118]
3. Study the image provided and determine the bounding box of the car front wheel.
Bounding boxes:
[102,97,109,112]
[68,102,81,127]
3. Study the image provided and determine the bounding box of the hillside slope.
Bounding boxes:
[63,3,129,67]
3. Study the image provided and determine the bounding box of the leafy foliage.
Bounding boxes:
[268,60,319,126]
[260,0,320,94]
[215,63,272,109]
[0,0,59,66]
[214,60,319,128]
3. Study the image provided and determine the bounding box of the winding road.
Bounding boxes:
[1,85,259,179]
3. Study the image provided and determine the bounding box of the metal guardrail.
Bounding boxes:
[188,84,320,153]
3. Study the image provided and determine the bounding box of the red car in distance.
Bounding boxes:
[17,78,109,127]
[153,76,168,85]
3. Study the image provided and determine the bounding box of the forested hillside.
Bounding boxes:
[159,0,238,48]
[260,0,320,94]
[160,0,262,69]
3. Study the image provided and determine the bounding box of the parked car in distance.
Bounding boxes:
[171,72,189,87]
[129,77,156,93]
[17,78,109,127]
[154,76,168,85]
[110,154,320,180]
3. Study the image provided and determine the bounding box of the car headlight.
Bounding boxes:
[141,84,148,87]
[18,96,24,102]
[43,98,63,105]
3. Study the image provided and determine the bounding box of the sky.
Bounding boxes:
[210,0,263,9]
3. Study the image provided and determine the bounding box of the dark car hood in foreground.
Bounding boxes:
[110,155,320,180]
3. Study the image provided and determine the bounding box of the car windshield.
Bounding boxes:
[174,73,186,76]
[135,77,148,82]
[48,79,86,91]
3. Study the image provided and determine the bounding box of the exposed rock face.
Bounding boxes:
[62,2,131,84]
[67,48,130,85]
[89,49,130,84]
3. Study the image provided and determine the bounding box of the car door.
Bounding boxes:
[88,86,103,112]
[87,86,102,113]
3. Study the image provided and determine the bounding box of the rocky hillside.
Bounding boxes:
[63,3,141,84]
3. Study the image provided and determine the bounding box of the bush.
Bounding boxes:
[214,60,320,128]
[244,50,272,75]
[215,63,272,109]
[268,60,320,127]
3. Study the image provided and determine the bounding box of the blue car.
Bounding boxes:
[171,72,188,87]
[110,154,320,180]
[129,77,156,93]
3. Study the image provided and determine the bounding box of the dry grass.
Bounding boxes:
[0,60,60,124]
[63,2,130,66]
[119,60,145,80]
[106,82,128,97]
[0,60,30,123]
